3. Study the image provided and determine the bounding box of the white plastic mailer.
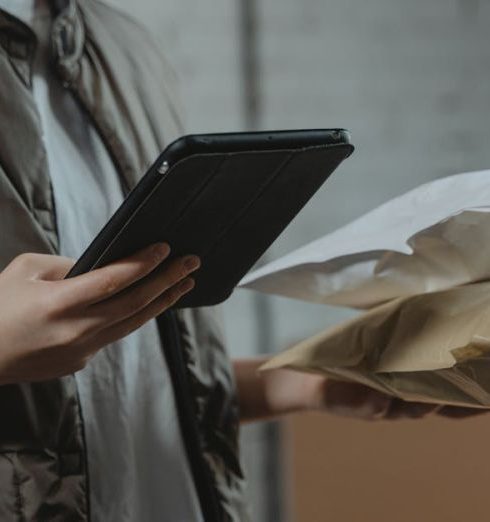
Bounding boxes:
[240,169,490,309]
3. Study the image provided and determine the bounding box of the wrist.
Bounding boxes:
[264,368,327,416]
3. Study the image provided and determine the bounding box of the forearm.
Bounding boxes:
[233,357,323,423]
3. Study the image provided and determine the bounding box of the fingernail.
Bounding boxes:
[184,256,200,272]
[179,278,195,293]
[152,243,170,259]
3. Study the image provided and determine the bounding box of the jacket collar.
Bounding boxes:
[0,0,84,88]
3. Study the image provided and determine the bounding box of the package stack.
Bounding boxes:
[240,170,490,408]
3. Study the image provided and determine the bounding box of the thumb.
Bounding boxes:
[39,256,76,281]
[323,380,392,420]
[15,253,76,281]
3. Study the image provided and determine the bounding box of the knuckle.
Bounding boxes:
[10,253,34,271]
[144,243,170,266]
[179,264,189,280]
[128,293,150,314]
[148,250,164,267]
[54,325,82,347]
[124,286,155,314]
[162,287,182,307]
[174,283,188,300]
[166,260,188,283]
[41,287,69,319]
[99,274,119,296]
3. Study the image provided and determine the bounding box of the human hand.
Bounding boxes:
[304,375,488,421]
[0,244,199,384]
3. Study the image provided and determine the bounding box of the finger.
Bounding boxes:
[436,405,489,419]
[88,277,195,349]
[55,243,172,308]
[386,399,438,420]
[323,381,392,420]
[86,254,200,327]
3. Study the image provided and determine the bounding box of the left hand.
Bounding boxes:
[233,358,488,423]
[303,374,488,421]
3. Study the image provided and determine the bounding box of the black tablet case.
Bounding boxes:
[69,143,353,308]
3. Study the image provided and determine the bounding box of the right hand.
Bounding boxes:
[0,243,199,384]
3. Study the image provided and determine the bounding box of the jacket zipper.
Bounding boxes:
[160,311,222,521]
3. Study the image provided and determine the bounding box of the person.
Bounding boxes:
[0,0,482,520]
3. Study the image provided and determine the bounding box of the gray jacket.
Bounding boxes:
[0,0,247,519]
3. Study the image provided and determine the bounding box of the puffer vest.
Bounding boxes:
[0,0,248,520]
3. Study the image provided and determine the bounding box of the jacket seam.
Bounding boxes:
[12,462,26,522]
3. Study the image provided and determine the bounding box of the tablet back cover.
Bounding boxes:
[71,142,353,308]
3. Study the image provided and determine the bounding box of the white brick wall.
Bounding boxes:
[253,0,490,355]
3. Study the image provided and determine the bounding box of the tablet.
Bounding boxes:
[66,129,354,308]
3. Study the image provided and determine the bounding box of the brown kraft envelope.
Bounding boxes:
[261,282,490,408]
